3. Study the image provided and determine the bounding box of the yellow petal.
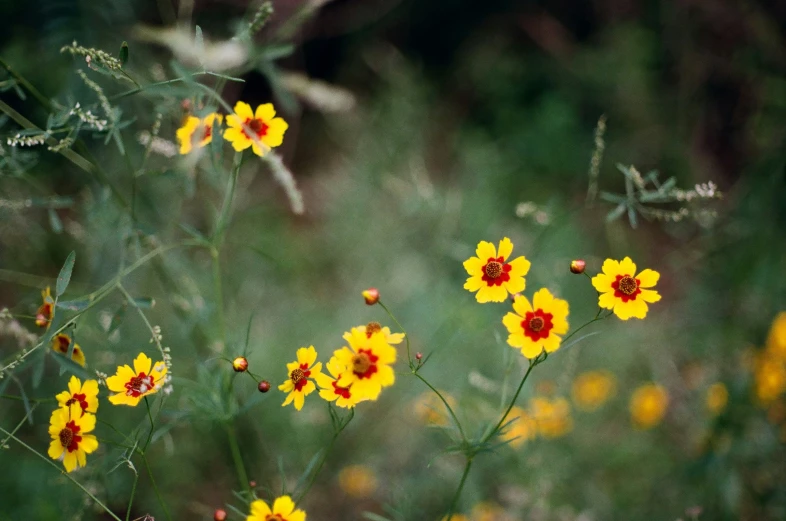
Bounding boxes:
[297,346,317,367]
[289,509,306,521]
[255,103,276,122]
[282,391,295,407]
[134,353,152,376]
[600,258,621,277]
[234,101,254,120]
[76,449,86,469]
[464,276,484,292]
[637,269,660,288]
[503,276,525,295]
[598,291,617,310]
[497,237,514,260]
[376,364,396,387]
[272,495,296,517]
[249,499,272,518]
[506,333,525,348]
[512,295,533,316]
[48,439,65,460]
[503,312,523,334]
[294,391,305,410]
[618,257,637,276]
[302,380,317,396]
[507,256,530,277]
[532,288,554,310]
[262,118,288,147]
[279,379,295,392]
[520,340,543,359]
[319,389,338,402]
[476,284,506,303]
[55,390,71,408]
[250,141,268,157]
[225,114,244,128]
[592,272,613,293]
[542,334,562,353]
[463,256,483,276]
[80,434,99,454]
[67,376,81,395]
[77,409,96,433]
[639,289,661,303]
[475,241,496,261]
[63,451,78,472]
[315,371,335,389]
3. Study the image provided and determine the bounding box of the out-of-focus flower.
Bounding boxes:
[754,357,786,404]
[592,257,661,320]
[175,112,222,154]
[502,288,569,358]
[439,515,469,521]
[766,312,786,359]
[47,403,98,473]
[334,327,396,401]
[51,333,86,367]
[463,238,530,303]
[279,346,322,411]
[338,465,378,498]
[316,356,361,408]
[55,376,99,415]
[572,370,617,411]
[35,286,54,328]
[223,102,288,157]
[706,382,728,415]
[106,352,168,406]
[413,391,457,426]
[471,502,512,521]
[630,383,669,429]
[529,396,573,438]
[362,288,379,305]
[361,321,405,345]
[500,406,537,448]
[247,495,305,521]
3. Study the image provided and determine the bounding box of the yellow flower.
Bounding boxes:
[413,391,457,426]
[591,257,661,320]
[529,396,573,438]
[463,238,531,303]
[439,515,469,521]
[106,352,168,406]
[361,321,405,345]
[338,465,378,498]
[471,502,511,521]
[279,346,322,411]
[502,288,569,358]
[47,403,98,473]
[754,356,786,404]
[334,327,396,401]
[247,495,305,521]
[35,286,54,328]
[706,382,728,415]
[51,333,86,367]
[315,356,361,408]
[630,383,669,429]
[56,376,99,415]
[223,102,288,157]
[765,312,786,360]
[499,406,537,448]
[176,112,223,154]
[571,370,617,411]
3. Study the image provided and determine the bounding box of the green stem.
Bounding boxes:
[143,397,155,451]
[125,469,139,521]
[0,394,55,403]
[227,426,251,495]
[444,457,473,521]
[483,358,538,442]
[142,453,172,521]
[212,249,227,350]
[414,372,467,442]
[377,300,412,367]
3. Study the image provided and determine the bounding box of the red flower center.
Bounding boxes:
[65,393,88,413]
[36,302,53,327]
[243,118,269,139]
[612,274,641,302]
[331,376,352,399]
[125,372,154,397]
[352,349,378,379]
[59,421,82,452]
[290,364,312,391]
[521,309,554,341]
[481,257,512,286]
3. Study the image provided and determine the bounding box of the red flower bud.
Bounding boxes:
[570,259,586,274]
[415,352,423,360]
[362,288,380,305]
[214,509,227,521]
[258,380,271,393]
[249,480,257,488]
[232,356,248,372]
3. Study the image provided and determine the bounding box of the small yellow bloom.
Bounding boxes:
[463,237,531,303]
[754,355,786,404]
[315,356,361,409]
[338,465,378,498]
[334,327,396,401]
[360,321,405,345]
[630,383,669,429]
[51,333,86,367]
[176,112,223,154]
[592,257,661,320]
[47,403,98,473]
[56,376,99,415]
[571,370,617,411]
[706,382,728,415]
[223,101,288,157]
[439,515,469,521]
[529,396,573,438]
[765,312,786,360]
[499,406,537,448]
[413,391,457,427]
[247,495,305,521]
[279,346,322,411]
[35,286,54,328]
[502,288,569,358]
[471,502,511,521]
[106,352,168,406]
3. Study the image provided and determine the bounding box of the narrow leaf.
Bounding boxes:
[606,203,626,223]
[194,26,205,68]
[48,208,63,234]
[56,299,90,311]
[119,41,129,66]
[55,251,76,296]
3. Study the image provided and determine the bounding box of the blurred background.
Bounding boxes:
[1,0,785,520]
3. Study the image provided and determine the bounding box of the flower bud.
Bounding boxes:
[214,509,227,521]
[232,356,248,372]
[570,259,586,274]
[415,352,423,361]
[249,480,258,488]
[510,293,522,303]
[362,287,380,305]
[258,380,270,393]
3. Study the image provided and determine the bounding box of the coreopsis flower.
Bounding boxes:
[338,465,378,498]
[754,356,786,404]
[176,112,222,154]
[502,288,569,358]
[334,327,396,401]
[315,356,360,408]
[47,403,98,473]
[706,382,728,415]
[413,391,457,426]
[361,321,405,345]
[592,257,661,320]
[499,406,537,448]
[279,346,322,411]
[472,502,513,521]
[51,333,86,367]
[223,101,288,157]
[56,376,99,415]
[766,312,786,359]
[247,495,305,521]
[630,383,669,429]
[35,286,54,328]
[571,370,617,411]
[463,238,531,303]
[106,352,168,406]
[529,396,573,438]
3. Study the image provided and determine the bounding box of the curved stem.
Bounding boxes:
[143,397,156,451]
[377,300,412,367]
[483,358,537,442]
[414,372,467,442]
[142,453,172,521]
[227,425,251,496]
[125,469,139,521]
[444,457,473,521]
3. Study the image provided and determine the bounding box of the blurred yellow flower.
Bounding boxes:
[47,403,98,473]
[766,312,786,359]
[338,465,378,498]
[754,356,786,404]
[56,376,99,415]
[175,112,222,154]
[247,495,305,521]
[279,346,322,411]
[471,502,510,521]
[591,257,661,320]
[706,382,728,415]
[413,391,457,426]
[502,288,569,358]
[315,356,361,408]
[463,238,530,303]
[334,327,396,401]
[223,101,288,157]
[439,515,469,521]
[572,370,617,411]
[529,396,573,438]
[361,321,405,345]
[51,333,86,367]
[106,352,168,406]
[500,406,536,448]
[630,383,669,429]
[35,286,54,328]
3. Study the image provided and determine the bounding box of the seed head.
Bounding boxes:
[362,287,380,305]
[570,259,586,274]
[258,380,271,393]
[232,356,248,372]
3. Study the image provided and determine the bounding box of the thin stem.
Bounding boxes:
[0,394,55,403]
[142,454,172,521]
[125,468,139,521]
[227,426,251,495]
[143,397,155,451]
[483,358,537,442]
[212,249,227,350]
[444,457,473,521]
[414,372,467,442]
[0,404,38,448]
[377,300,412,367]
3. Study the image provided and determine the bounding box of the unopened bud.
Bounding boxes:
[258,380,270,393]
[214,509,227,521]
[249,480,257,487]
[570,259,586,274]
[415,352,423,361]
[232,356,248,372]
[362,287,380,305]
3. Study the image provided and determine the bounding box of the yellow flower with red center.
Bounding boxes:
[463,238,530,303]
[35,286,54,328]
[279,346,322,411]
[592,257,661,320]
[315,356,361,408]
[56,376,99,415]
[630,383,669,429]
[706,382,728,415]
[51,333,86,367]
[571,370,617,411]
[47,403,98,473]
[247,495,305,521]
[502,288,569,358]
[360,321,405,345]
[334,327,396,401]
[223,101,288,157]
[500,405,537,448]
[106,352,168,406]
[338,465,378,498]
[529,396,573,438]
[176,112,223,154]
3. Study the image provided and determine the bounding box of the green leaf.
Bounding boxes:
[108,304,127,335]
[294,450,325,494]
[56,299,90,311]
[194,26,205,68]
[14,379,34,425]
[362,513,394,521]
[627,205,639,229]
[119,41,129,66]
[133,297,155,308]
[606,203,627,223]
[31,349,45,389]
[55,251,76,297]
[47,208,63,234]
[51,352,91,380]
